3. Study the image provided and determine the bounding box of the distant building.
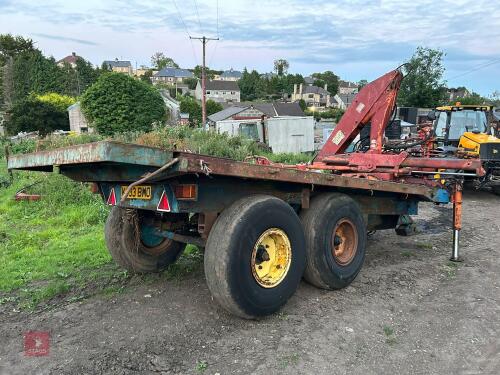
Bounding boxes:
[179,113,190,125]
[196,80,241,103]
[338,80,359,95]
[135,67,156,77]
[103,58,133,75]
[219,68,242,81]
[448,87,471,101]
[151,67,194,84]
[304,76,315,86]
[291,83,333,108]
[207,102,313,153]
[67,102,92,133]
[57,52,81,68]
[335,93,357,109]
[209,102,305,124]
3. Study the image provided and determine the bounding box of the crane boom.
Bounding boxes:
[315,69,403,161]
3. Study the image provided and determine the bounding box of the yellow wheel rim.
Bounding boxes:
[251,228,292,288]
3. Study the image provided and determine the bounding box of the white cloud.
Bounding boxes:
[0,0,499,94]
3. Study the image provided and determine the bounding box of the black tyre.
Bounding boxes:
[300,193,366,290]
[492,186,500,196]
[204,195,306,319]
[105,207,185,273]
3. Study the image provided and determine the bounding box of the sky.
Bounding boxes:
[1,0,499,96]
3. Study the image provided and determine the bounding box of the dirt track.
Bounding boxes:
[1,191,499,375]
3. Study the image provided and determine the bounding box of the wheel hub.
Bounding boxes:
[332,219,358,265]
[251,228,292,288]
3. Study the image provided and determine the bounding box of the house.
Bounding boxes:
[57,52,81,68]
[304,76,315,86]
[151,67,194,85]
[179,113,190,125]
[448,87,470,101]
[291,83,333,108]
[103,58,133,75]
[338,80,359,95]
[207,102,313,153]
[208,102,304,124]
[196,80,241,103]
[135,67,156,77]
[220,68,242,81]
[335,93,357,109]
[67,102,92,133]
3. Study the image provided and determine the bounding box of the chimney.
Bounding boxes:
[299,83,303,94]
[72,52,76,56]
[324,83,328,92]
[293,83,297,95]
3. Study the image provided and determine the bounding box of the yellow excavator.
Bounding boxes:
[430,104,500,194]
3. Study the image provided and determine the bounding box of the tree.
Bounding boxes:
[151,52,179,70]
[183,77,199,90]
[398,46,447,108]
[273,59,289,76]
[311,71,339,95]
[192,65,222,80]
[298,99,306,111]
[81,73,166,135]
[4,96,69,136]
[206,99,223,116]
[178,95,201,125]
[0,34,36,108]
[140,69,154,84]
[74,57,101,94]
[238,68,266,101]
[36,92,75,111]
[450,92,486,105]
[357,79,368,90]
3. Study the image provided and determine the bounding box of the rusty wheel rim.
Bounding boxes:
[331,219,358,265]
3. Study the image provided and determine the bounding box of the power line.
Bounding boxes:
[448,57,500,81]
[216,0,219,38]
[208,0,220,67]
[171,0,199,64]
[193,0,202,32]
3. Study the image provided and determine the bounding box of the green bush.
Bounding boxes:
[81,73,166,135]
[4,96,70,136]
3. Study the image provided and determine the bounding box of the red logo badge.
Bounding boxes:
[24,331,50,356]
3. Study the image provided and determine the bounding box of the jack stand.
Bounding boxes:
[450,181,463,262]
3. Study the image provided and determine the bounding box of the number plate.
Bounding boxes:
[121,185,152,200]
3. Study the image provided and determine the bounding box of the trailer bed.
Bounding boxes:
[7,141,448,202]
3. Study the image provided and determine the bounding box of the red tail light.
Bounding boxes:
[107,188,116,206]
[157,191,171,212]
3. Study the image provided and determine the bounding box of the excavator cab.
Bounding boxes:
[431,104,500,192]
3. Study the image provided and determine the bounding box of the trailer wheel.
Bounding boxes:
[105,207,185,273]
[204,195,306,319]
[300,193,366,290]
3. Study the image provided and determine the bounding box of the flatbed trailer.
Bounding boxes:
[8,140,453,318]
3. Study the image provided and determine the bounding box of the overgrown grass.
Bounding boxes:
[0,159,119,309]
[0,126,311,309]
[2,126,313,164]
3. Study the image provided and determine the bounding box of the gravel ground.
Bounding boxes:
[1,190,499,375]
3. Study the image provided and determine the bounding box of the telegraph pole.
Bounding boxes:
[190,36,219,126]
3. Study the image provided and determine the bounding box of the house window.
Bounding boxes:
[206,91,211,94]
[308,94,314,98]
[231,91,236,94]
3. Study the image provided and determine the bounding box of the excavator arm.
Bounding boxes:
[315,69,403,161]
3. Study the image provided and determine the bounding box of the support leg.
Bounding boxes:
[450,182,463,262]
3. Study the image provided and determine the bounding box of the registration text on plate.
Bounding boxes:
[121,185,152,200]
